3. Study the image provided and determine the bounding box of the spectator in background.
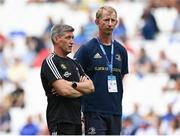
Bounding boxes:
[162,76,180,92]
[112,17,136,62]
[41,16,55,50]
[83,13,98,40]
[73,26,88,56]
[143,108,161,134]
[140,6,159,40]
[74,26,88,46]
[34,113,49,135]
[135,121,158,135]
[44,16,54,35]
[20,115,39,135]
[26,36,46,54]
[160,103,176,134]
[23,37,37,67]
[155,50,172,73]
[0,101,11,133]
[2,40,17,65]
[0,86,26,134]
[7,57,29,83]
[121,116,137,135]
[113,17,127,43]
[166,116,180,135]
[10,86,25,108]
[133,47,154,77]
[25,36,49,67]
[168,62,179,81]
[130,103,144,128]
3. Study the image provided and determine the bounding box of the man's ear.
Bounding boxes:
[95,19,99,25]
[53,36,57,44]
[54,35,60,43]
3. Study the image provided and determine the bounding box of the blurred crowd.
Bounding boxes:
[0,0,180,135]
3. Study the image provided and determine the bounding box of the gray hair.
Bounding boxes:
[96,6,117,19]
[50,24,74,44]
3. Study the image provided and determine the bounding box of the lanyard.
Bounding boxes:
[96,37,114,74]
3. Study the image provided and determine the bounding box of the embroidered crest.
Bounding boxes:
[60,64,67,70]
[63,71,71,78]
[115,54,121,61]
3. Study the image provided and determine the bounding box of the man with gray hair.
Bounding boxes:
[40,24,94,135]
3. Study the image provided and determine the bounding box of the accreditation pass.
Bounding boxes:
[107,75,118,93]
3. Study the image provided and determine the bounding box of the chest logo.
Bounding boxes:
[61,64,67,70]
[64,71,71,78]
[94,53,102,59]
[115,54,121,61]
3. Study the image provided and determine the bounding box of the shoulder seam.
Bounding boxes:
[46,54,62,79]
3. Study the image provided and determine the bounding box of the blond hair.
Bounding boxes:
[96,6,117,19]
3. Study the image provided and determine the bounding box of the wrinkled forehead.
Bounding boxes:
[101,10,117,19]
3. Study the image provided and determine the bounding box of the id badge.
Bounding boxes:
[107,75,118,93]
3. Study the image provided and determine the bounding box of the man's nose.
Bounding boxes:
[108,20,114,25]
[70,38,74,44]
[109,20,112,24]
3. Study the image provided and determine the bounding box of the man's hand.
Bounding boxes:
[76,76,95,94]
[79,76,89,82]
